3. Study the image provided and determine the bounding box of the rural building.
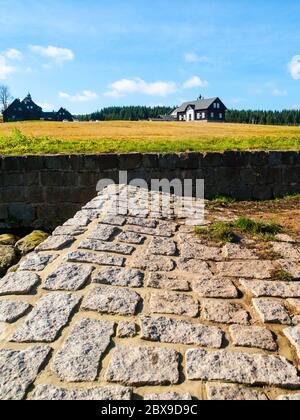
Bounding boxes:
[171,97,227,122]
[3,94,74,122]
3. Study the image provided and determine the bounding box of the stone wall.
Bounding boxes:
[0,151,300,229]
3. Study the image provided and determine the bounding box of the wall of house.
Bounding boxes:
[0,151,299,230]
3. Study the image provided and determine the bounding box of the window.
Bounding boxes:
[197,113,200,119]
[213,103,216,108]
[219,113,223,119]
[211,112,214,118]
[202,112,205,119]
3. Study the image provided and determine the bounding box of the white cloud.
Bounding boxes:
[183,76,209,89]
[59,90,98,102]
[4,48,23,60]
[230,97,248,105]
[30,45,75,62]
[249,88,263,96]
[38,102,54,111]
[104,77,177,98]
[272,88,288,97]
[288,56,300,80]
[0,56,15,80]
[185,53,208,63]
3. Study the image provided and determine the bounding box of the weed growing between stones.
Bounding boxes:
[274,270,294,282]
[195,217,283,244]
[234,217,282,239]
[194,222,237,244]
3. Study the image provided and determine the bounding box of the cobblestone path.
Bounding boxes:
[0,185,300,400]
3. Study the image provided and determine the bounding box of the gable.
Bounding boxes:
[172,97,227,115]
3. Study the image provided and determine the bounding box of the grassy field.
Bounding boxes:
[0,120,300,155]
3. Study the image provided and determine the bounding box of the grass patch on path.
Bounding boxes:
[195,217,283,244]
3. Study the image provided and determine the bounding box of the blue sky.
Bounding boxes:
[0,0,300,113]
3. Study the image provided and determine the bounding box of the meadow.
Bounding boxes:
[0,120,300,155]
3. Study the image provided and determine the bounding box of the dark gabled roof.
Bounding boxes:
[173,97,221,113]
[3,99,21,112]
[42,112,57,118]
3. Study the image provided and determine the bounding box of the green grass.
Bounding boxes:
[1,128,300,155]
[195,222,237,244]
[274,270,294,282]
[195,217,283,243]
[284,193,300,200]
[233,217,282,238]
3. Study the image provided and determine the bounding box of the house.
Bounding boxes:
[3,94,74,122]
[171,97,227,122]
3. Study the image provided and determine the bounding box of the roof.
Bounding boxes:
[172,97,219,113]
[42,112,57,118]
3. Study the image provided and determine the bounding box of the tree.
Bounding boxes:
[0,85,13,113]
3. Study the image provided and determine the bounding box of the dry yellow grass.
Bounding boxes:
[1,120,300,141]
[0,120,300,154]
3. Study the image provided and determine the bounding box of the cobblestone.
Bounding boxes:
[2,185,300,400]
[44,263,94,291]
[36,235,75,251]
[19,253,58,272]
[284,326,300,359]
[186,349,300,386]
[67,250,125,267]
[94,267,144,288]
[79,239,134,255]
[31,384,132,400]
[147,237,177,256]
[146,273,190,291]
[140,316,223,348]
[12,293,81,342]
[193,277,238,298]
[0,271,40,296]
[202,300,250,325]
[206,384,268,401]
[241,280,300,298]
[0,300,31,323]
[0,346,51,400]
[106,346,180,386]
[118,231,145,244]
[88,224,119,241]
[82,286,141,316]
[150,292,199,317]
[216,261,275,279]
[133,255,175,272]
[253,299,291,325]
[229,325,277,351]
[52,318,114,382]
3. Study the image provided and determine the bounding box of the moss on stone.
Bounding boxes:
[15,230,49,255]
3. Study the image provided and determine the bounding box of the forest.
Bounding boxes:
[76,106,174,121]
[76,106,300,126]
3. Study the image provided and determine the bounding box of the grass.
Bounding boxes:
[195,222,237,244]
[195,217,283,243]
[0,121,300,155]
[234,217,282,237]
[274,270,294,282]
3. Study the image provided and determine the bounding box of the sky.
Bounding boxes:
[0,0,300,114]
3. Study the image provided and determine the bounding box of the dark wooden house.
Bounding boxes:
[3,94,74,122]
[171,97,227,122]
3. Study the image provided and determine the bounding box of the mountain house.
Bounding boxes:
[171,97,227,122]
[3,94,74,122]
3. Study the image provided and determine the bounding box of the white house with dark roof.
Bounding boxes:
[171,97,227,122]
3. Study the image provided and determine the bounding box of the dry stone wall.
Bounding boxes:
[0,151,300,229]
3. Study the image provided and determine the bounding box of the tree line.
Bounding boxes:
[76,106,175,121]
[77,107,300,126]
[225,109,300,126]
